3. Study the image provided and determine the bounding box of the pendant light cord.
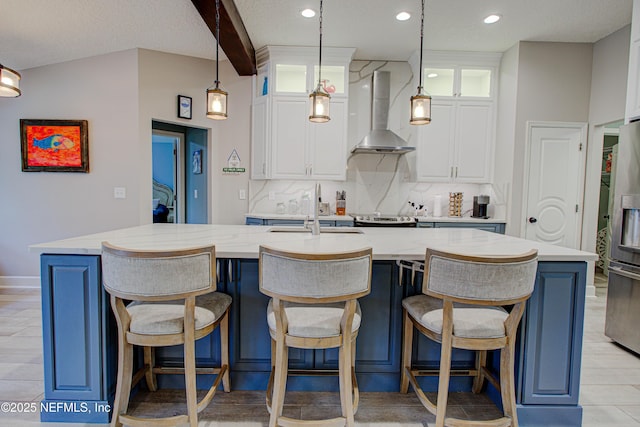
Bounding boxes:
[418,0,425,92]
[215,0,220,88]
[318,0,323,88]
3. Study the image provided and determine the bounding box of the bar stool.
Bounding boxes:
[101,242,231,427]
[259,245,373,427]
[400,248,538,427]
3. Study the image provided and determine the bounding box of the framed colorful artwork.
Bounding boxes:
[20,119,89,172]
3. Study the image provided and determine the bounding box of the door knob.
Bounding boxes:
[528,217,537,223]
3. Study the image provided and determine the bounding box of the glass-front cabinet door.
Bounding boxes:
[422,64,495,99]
[272,63,347,96]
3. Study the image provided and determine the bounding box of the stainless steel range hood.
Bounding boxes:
[351,71,415,154]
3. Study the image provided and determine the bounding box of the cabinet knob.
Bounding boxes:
[528,217,537,224]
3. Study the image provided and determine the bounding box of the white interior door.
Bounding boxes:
[524,122,587,249]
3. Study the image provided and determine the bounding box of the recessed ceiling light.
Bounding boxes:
[427,73,438,78]
[301,8,316,18]
[396,11,411,21]
[484,14,501,24]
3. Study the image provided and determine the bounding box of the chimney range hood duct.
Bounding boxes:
[351,71,415,154]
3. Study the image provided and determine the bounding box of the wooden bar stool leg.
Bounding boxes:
[220,309,231,392]
[435,303,454,427]
[143,347,158,392]
[472,350,487,394]
[339,337,355,426]
[500,341,518,426]
[184,299,198,427]
[351,336,360,414]
[269,336,288,427]
[400,310,414,394]
[111,340,133,427]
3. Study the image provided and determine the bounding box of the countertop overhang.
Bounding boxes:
[245,213,507,223]
[29,224,597,262]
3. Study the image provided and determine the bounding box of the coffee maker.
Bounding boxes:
[472,195,490,219]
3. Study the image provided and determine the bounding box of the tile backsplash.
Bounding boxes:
[248,60,507,220]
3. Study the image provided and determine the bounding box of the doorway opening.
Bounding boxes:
[152,121,209,224]
[595,121,622,278]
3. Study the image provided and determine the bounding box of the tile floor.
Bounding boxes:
[0,274,639,426]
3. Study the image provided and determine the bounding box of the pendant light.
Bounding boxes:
[207,0,228,120]
[0,63,21,97]
[309,0,330,123]
[410,0,431,125]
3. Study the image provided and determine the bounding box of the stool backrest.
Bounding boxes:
[101,242,216,301]
[259,246,373,303]
[423,248,538,305]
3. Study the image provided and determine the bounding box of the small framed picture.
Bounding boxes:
[177,95,192,119]
[192,149,202,174]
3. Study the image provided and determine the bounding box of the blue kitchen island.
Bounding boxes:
[31,224,596,425]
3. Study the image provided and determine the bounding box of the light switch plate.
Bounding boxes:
[113,187,126,199]
[239,189,246,200]
[269,191,275,200]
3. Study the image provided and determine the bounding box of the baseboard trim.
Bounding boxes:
[0,276,40,288]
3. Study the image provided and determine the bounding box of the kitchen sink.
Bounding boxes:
[267,226,363,234]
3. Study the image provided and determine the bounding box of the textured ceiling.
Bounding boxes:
[0,0,633,72]
[235,0,633,60]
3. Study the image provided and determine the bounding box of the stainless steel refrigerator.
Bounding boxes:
[606,121,640,354]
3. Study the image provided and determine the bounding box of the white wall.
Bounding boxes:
[509,42,594,237]
[0,48,251,279]
[494,44,520,235]
[582,25,630,260]
[0,50,140,278]
[136,49,252,226]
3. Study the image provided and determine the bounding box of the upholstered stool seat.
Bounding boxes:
[128,292,232,335]
[401,249,538,427]
[402,295,508,339]
[267,300,362,338]
[259,245,373,427]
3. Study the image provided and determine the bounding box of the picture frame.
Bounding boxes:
[192,149,202,174]
[20,119,89,173]
[178,95,192,119]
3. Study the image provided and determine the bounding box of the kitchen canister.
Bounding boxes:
[433,195,442,217]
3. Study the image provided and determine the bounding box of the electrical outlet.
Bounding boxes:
[268,191,276,200]
[239,189,246,200]
[113,187,126,199]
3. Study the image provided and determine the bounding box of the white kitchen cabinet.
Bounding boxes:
[416,100,493,182]
[250,46,354,180]
[626,0,640,122]
[411,52,499,183]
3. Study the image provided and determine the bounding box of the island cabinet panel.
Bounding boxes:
[225,259,404,391]
[520,262,586,406]
[40,254,114,423]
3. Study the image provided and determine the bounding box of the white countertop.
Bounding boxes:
[245,213,506,223]
[30,224,596,262]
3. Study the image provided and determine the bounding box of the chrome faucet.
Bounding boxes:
[304,182,321,235]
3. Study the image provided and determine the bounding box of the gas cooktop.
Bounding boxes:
[353,215,417,226]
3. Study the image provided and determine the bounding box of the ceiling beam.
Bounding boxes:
[191,0,256,76]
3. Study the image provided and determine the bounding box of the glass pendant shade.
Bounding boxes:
[410,91,431,125]
[309,85,330,123]
[0,64,21,97]
[207,85,228,120]
[207,0,228,120]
